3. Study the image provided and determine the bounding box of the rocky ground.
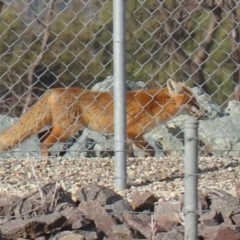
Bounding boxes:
[0,156,238,201]
[0,156,240,240]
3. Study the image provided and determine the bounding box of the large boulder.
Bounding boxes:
[150,99,240,157]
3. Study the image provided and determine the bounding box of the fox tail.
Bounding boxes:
[0,92,52,151]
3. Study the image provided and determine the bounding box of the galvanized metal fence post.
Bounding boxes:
[113,0,127,190]
[184,117,199,240]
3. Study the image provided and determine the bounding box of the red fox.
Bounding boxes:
[0,79,206,157]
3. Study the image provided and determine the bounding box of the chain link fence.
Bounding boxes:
[0,0,240,239]
[1,0,239,114]
[0,0,239,157]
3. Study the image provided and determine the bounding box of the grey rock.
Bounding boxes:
[64,129,114,158]
[147,99,240,157]
[198,114,240,157]
[224,100,240,116]
[192,87,222,119]
[91,76,146,92]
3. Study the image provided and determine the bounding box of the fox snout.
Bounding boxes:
[185,104,207,119]
[195,107,208,119]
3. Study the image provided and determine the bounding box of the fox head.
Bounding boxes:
[167,79,207,119]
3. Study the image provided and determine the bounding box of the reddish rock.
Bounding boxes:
[68,230,99,240]
[130,190,158,211]
[155,228,184,240]
[78,200,115,235]
[55,203,91,230]
[235,182,240,198]
[231,208,240,225]
[201,225,240,240]
[199,210,224,226]
[122,212,165,239]
[197,190,210,215]
[154,199,181,216]
[154,214,182,231]
[206,188,240,221]
[154,199,182,231]
[76,183,123,206]
[104,199,133,223]
[215,227,240,240]
[111,224,133,240]
[0,213,67,239]
[59,233,85,240]
[0,194,20,218]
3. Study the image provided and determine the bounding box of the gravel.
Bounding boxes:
[0,156,239,202]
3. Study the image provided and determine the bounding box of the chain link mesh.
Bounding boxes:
[0,0,240,238]
[0,3,238,160]
[2,0,238,115]
[1,0,238,153]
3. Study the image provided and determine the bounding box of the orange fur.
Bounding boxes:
[0,79,206,157]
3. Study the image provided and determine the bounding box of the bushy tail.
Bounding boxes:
[0,92,52,151]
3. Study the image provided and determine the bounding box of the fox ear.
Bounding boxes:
[167,79,184,95]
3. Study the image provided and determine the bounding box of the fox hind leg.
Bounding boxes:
[127,134,155,157]
[38,128,52,144]
[40,124,72,157]
[126,140,134,157]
